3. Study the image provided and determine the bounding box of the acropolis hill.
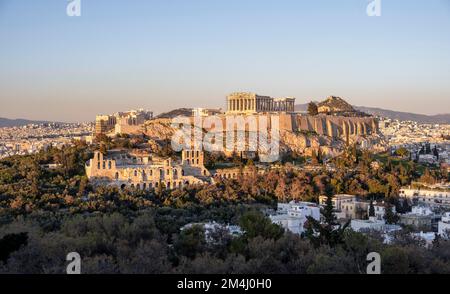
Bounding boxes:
[95,93,386,156]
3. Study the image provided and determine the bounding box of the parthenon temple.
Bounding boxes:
[226,92,295,114]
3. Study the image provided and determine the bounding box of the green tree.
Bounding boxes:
[384,205,399,224]
[419,168,435,185]
[99,144,107,155]
[369,200,375,217]
[307,102,318,116]
[174,225,206,259]
[305,194,350,248]
[239,211,284,240]
[395,147,409,158]
[0,232,28,263]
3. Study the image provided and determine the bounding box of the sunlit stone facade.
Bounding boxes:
[226,92,295,114]
[85,149,210,190]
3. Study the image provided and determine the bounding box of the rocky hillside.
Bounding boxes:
[317,96,356,114]
[155,108,193,119]
[141,116,384,158]
[143,118,177,140]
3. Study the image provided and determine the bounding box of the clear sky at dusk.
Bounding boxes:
[1,0,450,122]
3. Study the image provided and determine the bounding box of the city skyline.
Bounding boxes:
[1,0,450,122]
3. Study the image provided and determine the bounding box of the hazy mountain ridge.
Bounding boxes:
[354,106,450,124]
[0,117,56,127]
[295,104,450,124]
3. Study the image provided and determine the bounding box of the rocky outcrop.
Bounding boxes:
[143,118,176,140]
[139,114,386,158]
[279,130,344,157]
[156,108,193,119]
[317,96,355,113]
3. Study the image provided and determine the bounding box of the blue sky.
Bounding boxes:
[1,0,450,122]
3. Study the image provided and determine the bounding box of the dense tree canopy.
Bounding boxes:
[0,143,448,273]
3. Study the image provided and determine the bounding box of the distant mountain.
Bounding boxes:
[294,103,314,113]
[0,117,56,127]
[156,108,193,119]
[295,104,450,124]
[354,106,450,124]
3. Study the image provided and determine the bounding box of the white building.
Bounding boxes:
[370,202,396,221]
[192,108,222,117]
[270,201,320,235]
[351,217,402,244]
[412,231,436,248]
[181,222,243,243]
[438,212,450,238]
[418,154,437,165]
[319,194,356,211]
[400,187,450,207]
[411,206,433,216]
[351,217,386,232]
[318,194,371,219]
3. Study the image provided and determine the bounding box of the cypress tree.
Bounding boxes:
[369,200,375,217]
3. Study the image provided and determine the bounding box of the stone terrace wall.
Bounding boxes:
[162,113,378,139]
[293,115,379,138]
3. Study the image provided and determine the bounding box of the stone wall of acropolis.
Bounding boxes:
[293,115,379,138]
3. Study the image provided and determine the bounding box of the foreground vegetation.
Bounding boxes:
[0,140,449,274]
[2,207,450,274]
